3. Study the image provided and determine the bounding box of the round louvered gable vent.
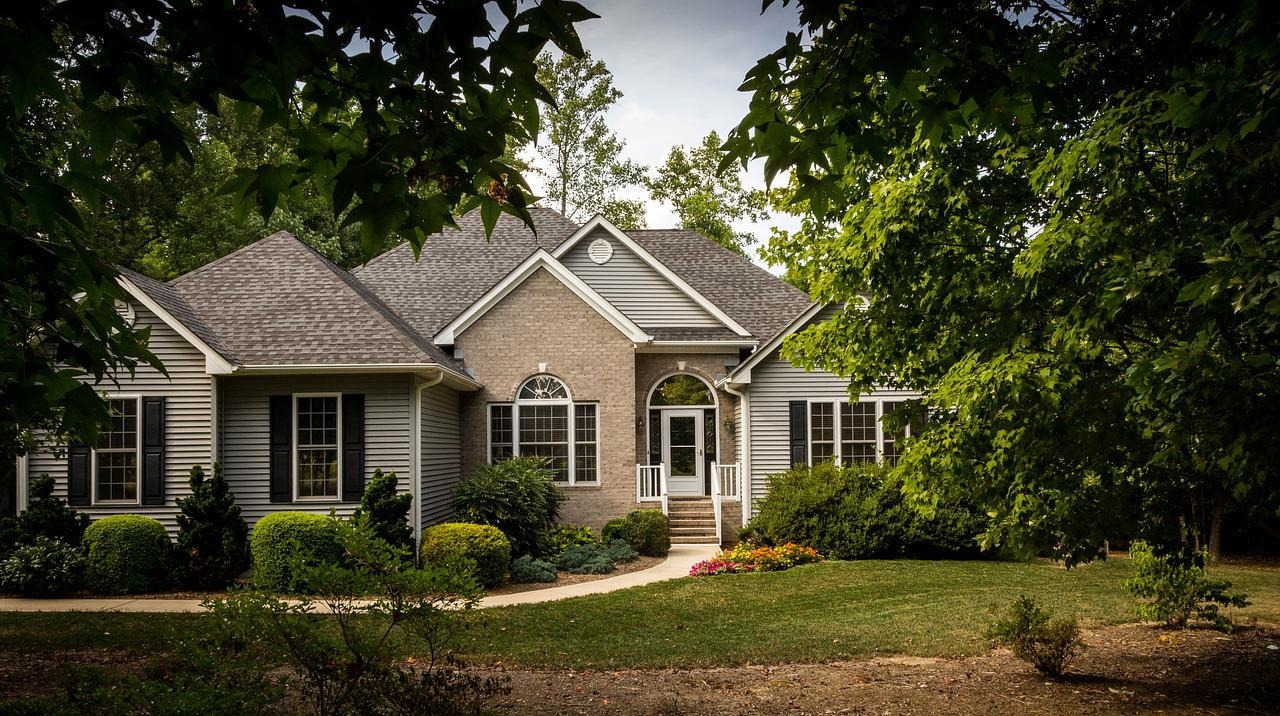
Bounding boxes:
[587,237,613,264]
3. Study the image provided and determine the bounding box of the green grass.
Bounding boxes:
[0,558,1276,669]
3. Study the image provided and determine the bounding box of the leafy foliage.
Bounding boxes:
[0,0,594,464]
[249,511,342,593]
[726,1,1280,562]
[81,515,172,595]
[174,463,248,589]
[613,509,671,557]
[420,523,511,589]
[538,523,598,559]
[745,462,986,560]
[647,131,768,254]
[351,468,413,552]
[534,50,646,226]
[0,537,83,597]
[1124,541,1250,630]
[510,554,558,583]
[986,596,1084,677]
[452,456,566,557]
[206,514,504,716]
[0,475,89,560]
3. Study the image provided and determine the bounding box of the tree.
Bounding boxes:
[534,51,646,226]
[647,131,768,255]
[352,468,414,552]
[174,463,249,589]
[0,1,594,461]
[726,1,1280,563]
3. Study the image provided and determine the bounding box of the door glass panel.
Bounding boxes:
[668,415,697,477]
[669,415,695,446]
[670,446,697,476]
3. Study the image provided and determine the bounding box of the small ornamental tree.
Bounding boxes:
[352,468,413,551]
[174,463,248,589]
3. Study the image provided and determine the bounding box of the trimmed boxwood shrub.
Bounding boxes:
[420,523,510,588]
[452,457,565,557]
[82,515,172,595]
[744,462,987,560]
[615,510,671,557]
[250,512,343,593]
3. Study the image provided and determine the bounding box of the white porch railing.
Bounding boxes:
[636,464,669,515]
[710,462,723,545]
[715,462,742,502]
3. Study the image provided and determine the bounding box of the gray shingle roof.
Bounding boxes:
[167,232,454,367]
[351,207,581,339]
[627,230,813,341]
[647,327,755,342]
[118,266,237,362]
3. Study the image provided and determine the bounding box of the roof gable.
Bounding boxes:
[434,250,651,345]
[550,216,752,337]
[168,231,453,367]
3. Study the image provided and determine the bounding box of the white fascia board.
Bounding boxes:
[551,215,753,338]
[117,275,237,375]
[722,301,827,385]
[433,249,652,345]
[638,340,758,354]
[233,363,481,387]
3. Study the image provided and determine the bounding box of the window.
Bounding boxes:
[649,374,714,407]
[296,395,340,499]
[809,402,835,463]
[806,398,921,466]
[95,397,140,503]
[489,375,598,485]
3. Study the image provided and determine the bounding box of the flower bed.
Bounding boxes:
[689,543,822,577]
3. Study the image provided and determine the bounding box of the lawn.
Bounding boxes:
[0,557,1276,670]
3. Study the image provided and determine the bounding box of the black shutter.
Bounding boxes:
[269,395,292,503]
[141,397,166,505]
[67,442,91,506]
[341,394,365,502]
[788,400,808,466]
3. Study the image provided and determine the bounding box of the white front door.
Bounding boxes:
[663,409,704,496]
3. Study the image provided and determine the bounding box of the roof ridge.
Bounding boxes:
[287,237,443,363]
[170,230,295,286]
[631,228,810,302]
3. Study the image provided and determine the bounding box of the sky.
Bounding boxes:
[521,0,804,268]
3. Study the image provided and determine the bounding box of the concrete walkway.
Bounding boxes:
[0,544,720,614]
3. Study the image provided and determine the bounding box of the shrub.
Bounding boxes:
[352,468,413,551]
[601,517,626,543]
[987,596,1084,677]
[452,457,565,557]
[745,462,986,560]
[510,555,558,583]
[250,512,343,593]
[420,523,511,588]
[602,539,638,563]
[82,515,172,595]
[1124,541,1250,630]
[0,474,89,560]
[174,463,248,589]
[615,510,671,557]
[538,523,598,559]
[557,543,615,574]
[0,537,84,596]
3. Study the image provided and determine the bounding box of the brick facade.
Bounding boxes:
[455,268,639,528]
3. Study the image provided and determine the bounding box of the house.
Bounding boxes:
[15,208,920,545]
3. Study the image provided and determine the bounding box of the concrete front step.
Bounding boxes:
[671,536,720,545]
[670,527,717,537]
[668,519,716,528]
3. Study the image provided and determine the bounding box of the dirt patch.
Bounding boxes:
[486,556,665,596]
[486,624,1280,715]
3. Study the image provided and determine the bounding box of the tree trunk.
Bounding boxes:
[1208,485,1226,561]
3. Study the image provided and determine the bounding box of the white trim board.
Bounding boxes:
[117,275,237,375]
[720,302,827,386]
[551,215,753,338]
[433,249,653,345]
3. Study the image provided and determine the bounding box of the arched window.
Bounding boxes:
[488,375,597,485]
[646,373,717,487]
[648,374,715,407]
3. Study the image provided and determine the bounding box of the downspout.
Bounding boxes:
[14,455,28,513]
[723,383,750,527]
[412,370,446,547]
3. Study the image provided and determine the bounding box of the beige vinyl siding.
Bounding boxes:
[218,374,413,528]
[420,382,462,529]
[23,301,213,534]
[560,228,724,329]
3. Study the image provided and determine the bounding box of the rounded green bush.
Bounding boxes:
[420,523,511,588]
[600,517,626,543]
[82,515,172,595]
[250,512,343,593]
[618,509,671,557]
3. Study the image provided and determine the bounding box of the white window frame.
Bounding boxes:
[92,394,143,506]
[292,393,343,502]
[806,398,917,466]
[487,375,599,486]
[808,401,836,464]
